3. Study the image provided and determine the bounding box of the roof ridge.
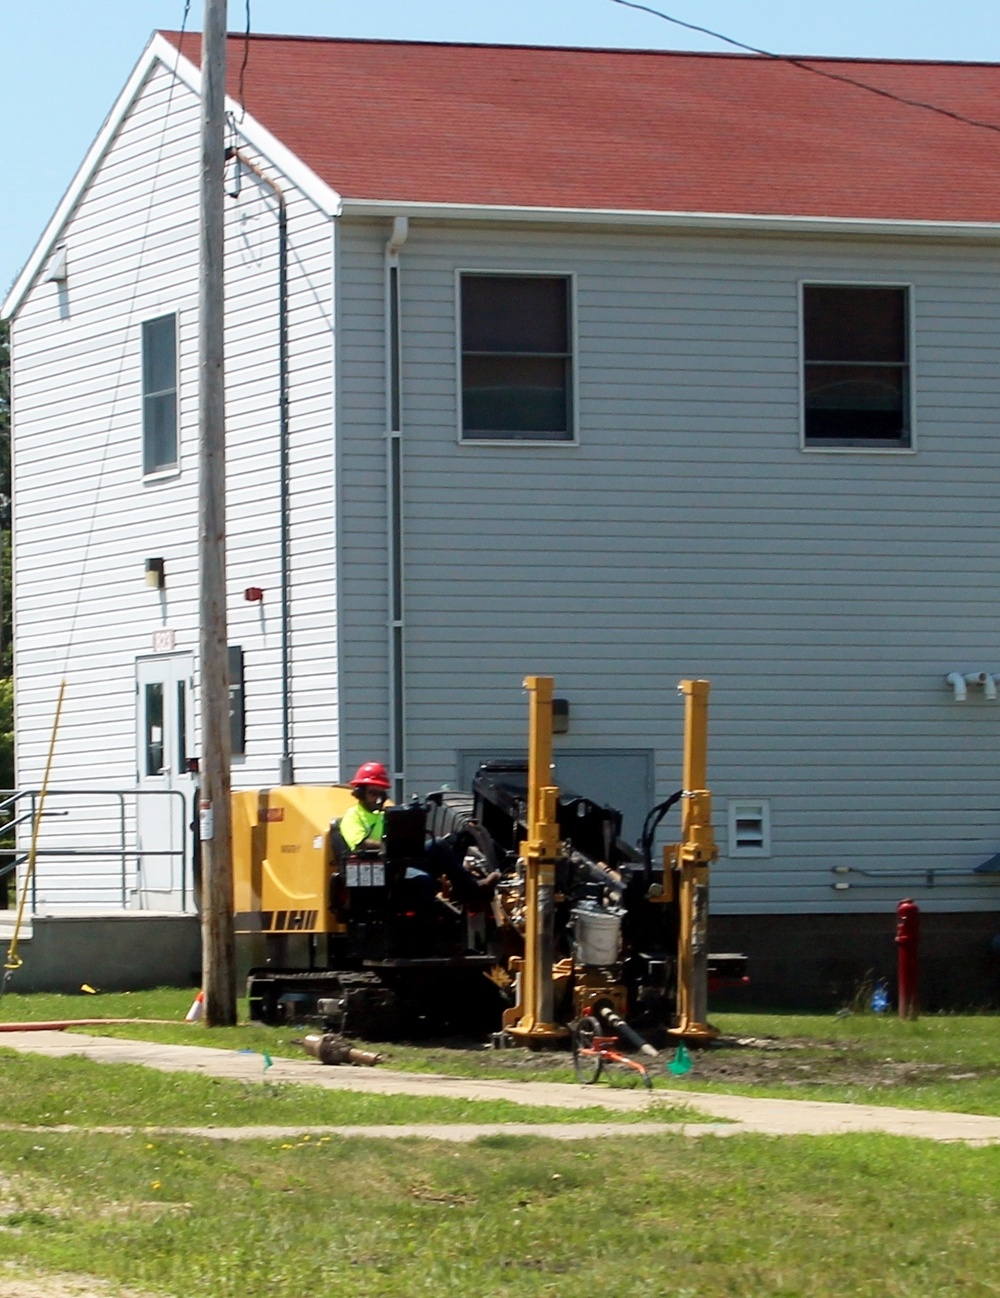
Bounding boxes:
[156,30,1000,69]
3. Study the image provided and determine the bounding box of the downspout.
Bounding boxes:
[227,148,294,784]
[385,217,408,803]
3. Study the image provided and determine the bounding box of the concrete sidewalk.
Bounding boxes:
[5,1030,1000,1146]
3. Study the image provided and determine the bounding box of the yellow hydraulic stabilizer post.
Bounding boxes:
[669,679,719,1043]
[503,675,569,1046]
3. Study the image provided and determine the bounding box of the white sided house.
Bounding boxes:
[4,32,1000,1002]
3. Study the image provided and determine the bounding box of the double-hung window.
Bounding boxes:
[802,285,910,449]
[142,313,178,474]
[460,274,573,441]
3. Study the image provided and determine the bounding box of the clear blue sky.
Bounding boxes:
[2,0,998,297]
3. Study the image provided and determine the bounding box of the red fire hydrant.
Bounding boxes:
[895,898,920,1019]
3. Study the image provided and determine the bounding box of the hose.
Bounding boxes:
[0,1019,194,1032]
[639,789,683,880]
[594,1002,659,1060]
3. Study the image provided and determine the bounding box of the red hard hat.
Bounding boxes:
[349,761,391,790]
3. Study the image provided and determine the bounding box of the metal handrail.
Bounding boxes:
[0,786,191,914]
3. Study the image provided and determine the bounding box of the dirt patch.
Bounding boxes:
[0,1270,155,1298]
[665,1035,989,1090]
[397,1033,995,1091]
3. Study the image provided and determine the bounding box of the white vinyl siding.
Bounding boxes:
[10,57,339,883]
[336,216,1000,916]
[11,65,1000,924]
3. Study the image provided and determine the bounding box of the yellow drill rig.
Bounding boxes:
[232,676,745,1043]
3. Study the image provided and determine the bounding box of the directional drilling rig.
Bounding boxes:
[232,677,744,1042]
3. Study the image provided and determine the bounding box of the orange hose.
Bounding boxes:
[0,1019,187,1032]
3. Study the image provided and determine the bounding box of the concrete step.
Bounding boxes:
[0,913,32,941]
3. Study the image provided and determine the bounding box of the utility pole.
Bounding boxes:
[198,0,236,1026]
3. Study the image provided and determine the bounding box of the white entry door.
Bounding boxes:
[135,654,195,910]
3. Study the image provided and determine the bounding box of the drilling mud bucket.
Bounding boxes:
[572,906,625,967]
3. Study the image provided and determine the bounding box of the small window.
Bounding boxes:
[802,285,910,448]
[142,313,178,474]
[728,800,771,858]
[460,274,573,441]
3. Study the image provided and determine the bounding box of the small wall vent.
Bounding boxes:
[728,799,771,858]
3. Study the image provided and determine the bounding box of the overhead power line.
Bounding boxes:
[609,0,1000,140]
[237,0,251,119]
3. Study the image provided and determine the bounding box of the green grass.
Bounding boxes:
[0,1127,997,1297]
[2,992,1000,1296]
[0,987,584,1081]
[714,1009,1000,1067]
[6,989,1000,1115]
[697,1011,1000,1115]
[0,1049,690,1129]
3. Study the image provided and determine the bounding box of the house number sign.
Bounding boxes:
[152,629,176,653]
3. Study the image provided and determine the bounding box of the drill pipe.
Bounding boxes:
[596,1005,659,1060]
[300,1032,383,1066]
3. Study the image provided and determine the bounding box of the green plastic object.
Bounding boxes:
[668,1043,692,1076]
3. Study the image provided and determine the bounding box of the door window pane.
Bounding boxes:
[176,681,187,774]
[144,682,164,776]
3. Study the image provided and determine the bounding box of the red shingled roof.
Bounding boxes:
[163,32,1000,222]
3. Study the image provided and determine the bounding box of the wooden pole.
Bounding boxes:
[198,0,236,1026]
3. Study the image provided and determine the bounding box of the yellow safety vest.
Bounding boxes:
[340,803,385,850]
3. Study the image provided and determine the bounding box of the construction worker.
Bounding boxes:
[339,761,391,851]
[340,761,498,904]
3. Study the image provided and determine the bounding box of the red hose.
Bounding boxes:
[0,1019,182,1032]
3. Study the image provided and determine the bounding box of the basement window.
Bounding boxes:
[728,800,771,858]
[460,274,573,441]
[802,285,910,449]
[142,313,178,475]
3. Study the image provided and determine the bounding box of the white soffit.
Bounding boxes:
[1,32,342,321]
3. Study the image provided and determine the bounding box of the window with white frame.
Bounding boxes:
[460,274,573,441]
[728,799,771,857]
[802,285,910,449]
[142,313,178,475]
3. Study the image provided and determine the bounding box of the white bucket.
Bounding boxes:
[572,906,625,967]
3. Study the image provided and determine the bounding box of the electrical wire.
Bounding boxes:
[609,0,1000,139]
[62,0,195,676]
[237,0,251,122]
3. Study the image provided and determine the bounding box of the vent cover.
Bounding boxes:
[728,800,771,857]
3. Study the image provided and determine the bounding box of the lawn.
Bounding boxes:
[0,1048,689,1128]
[0,990,999,1297]
[4,988,1000,1113]
[0,1126,996,1297]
